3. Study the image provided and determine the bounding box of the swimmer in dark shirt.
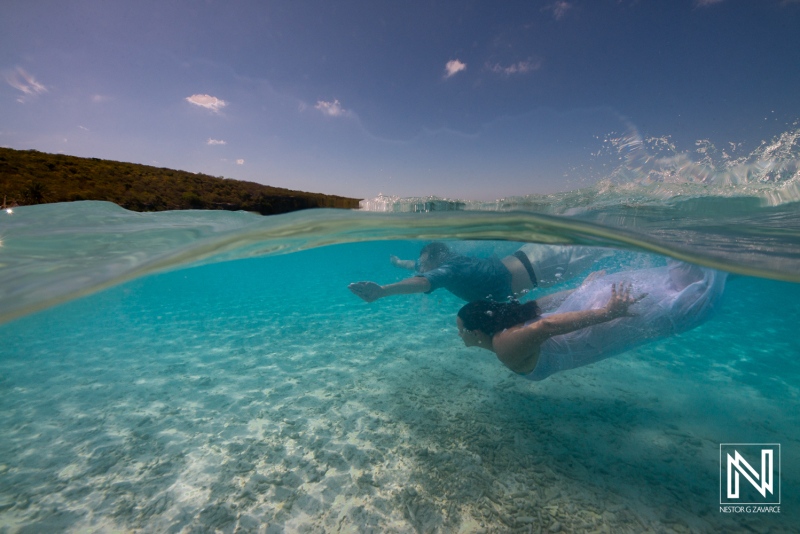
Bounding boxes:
[348,242,608,303]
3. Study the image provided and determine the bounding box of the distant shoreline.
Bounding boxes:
[0,147,361,215]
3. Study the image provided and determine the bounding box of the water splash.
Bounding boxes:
[361,123,800,213]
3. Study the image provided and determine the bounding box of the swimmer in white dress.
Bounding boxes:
[456,262,726,380]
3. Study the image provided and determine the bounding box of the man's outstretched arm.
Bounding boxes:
[348,277,431,302]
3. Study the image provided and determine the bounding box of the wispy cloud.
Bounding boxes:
[185,94,227,112]
[695,0,724,6]
[545,1,573,20]
[315,99,350,118]
[5,67,47,103]
[489,59,542,76]
[91,94,112,103]
[207,138,227,145]
[444,59,467,79]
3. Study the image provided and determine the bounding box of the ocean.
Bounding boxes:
[1,130,799,532]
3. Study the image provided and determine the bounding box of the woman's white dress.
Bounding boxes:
[524,263,727,381]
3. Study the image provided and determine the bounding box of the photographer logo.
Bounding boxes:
[720,443,780,511]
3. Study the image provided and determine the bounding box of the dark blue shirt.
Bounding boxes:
[416,255,513,302]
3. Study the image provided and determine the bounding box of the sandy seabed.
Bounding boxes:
[1,253,798,534]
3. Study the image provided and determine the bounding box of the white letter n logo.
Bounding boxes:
[727,449,773,499]
[720,443,780,505]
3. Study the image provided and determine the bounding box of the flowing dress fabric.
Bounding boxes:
[524,264,727,381]
[516,244,612,287]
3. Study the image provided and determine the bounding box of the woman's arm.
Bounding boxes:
[534,282,637,337]
[494,283,640,370]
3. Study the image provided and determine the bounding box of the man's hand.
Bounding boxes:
[348,281,384,303]
[390,255,416,270]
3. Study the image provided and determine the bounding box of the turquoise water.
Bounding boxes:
[2,226,799,533]
[2,134,800,532]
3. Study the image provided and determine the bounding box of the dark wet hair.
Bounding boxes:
[419,242,452,262]
[457,300,541,337]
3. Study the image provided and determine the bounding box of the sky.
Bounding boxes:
[2,0,799,200]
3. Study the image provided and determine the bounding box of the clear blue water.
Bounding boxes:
[2,133,800,532]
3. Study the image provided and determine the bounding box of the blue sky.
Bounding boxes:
[2,0,799,200]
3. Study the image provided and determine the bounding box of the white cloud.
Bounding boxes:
[315,99,349,117]
[546,1,572,20]
[695,0,724,6]
[185,94,227,112]
[207,138,227,145]
[91,94,111,103]
[236,159,244,165]
[5,67,47,103]
[444,59,467,78]
[489,59,542,76]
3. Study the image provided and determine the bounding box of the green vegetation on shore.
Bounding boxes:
[0,147,361,214]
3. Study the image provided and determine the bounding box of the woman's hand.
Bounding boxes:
[604,282,645,318]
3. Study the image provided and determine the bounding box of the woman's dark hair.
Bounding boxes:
[457,300,541,337]
[420,242,451,262]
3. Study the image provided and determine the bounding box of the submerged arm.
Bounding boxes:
[348,276,431,302]
[534,282,639,337]
[390,255,417,270]
[494,282,640,371]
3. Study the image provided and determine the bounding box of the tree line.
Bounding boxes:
[0,148,361,214]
